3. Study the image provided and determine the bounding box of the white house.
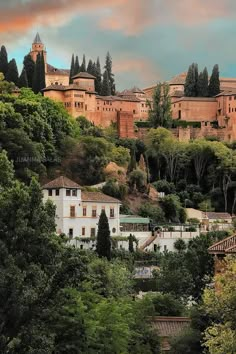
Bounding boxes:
[42,176,120,239]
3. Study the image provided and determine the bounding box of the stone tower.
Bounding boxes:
[30,33,47,73]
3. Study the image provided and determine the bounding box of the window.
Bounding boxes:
[48,190,52,196]
[66,189,71,196]
[234,96,236,100]
[80,245,83,250]
[112,227,116,233]
[92,209,97,217]
[164,245,167,251]
[70,206,76,217]
[72,189,77,197]
[69,228,73,238]
[91,228,96,237]
[229,107,231,113]
[133,110,136,114]
[55,189,60,196]
[85,104,87,111]
[110,208,115,218]
[229,96,232,100]
[83,207,87,216]
[82,227,86,236]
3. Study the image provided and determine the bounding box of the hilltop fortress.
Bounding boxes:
[30,34,236,141]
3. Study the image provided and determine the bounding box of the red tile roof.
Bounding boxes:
[72,72,96,79]
[208,234,236,255]
[47,64,70,76]
[81,191,120,203]
[42,176,80,189]
[206,212,232,220]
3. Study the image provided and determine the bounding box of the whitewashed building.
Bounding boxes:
[42,176,120,239]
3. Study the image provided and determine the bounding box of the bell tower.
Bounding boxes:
[30,33,47,73]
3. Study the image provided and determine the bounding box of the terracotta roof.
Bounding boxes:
[72,72,96,79]
[169,72,187,85]
[33,32,42,44]
[208,234,236,255]
[206,212,232,220]
[215,89,236,97]
[173,96,217,102]
[42,85,66,91]
[47,64,70,76]
[171,90,184,97]
[120,87,145,95]
[97,95,140,102]
[42,84,87,92]
[81,191,120,203]
[42,176,80,189]
[151,316,191,337]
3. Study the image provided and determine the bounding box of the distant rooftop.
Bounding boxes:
[42,176,80,189]
[72,72,96,80]
[33,32,42,44]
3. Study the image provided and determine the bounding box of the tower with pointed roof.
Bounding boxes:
[30,33,47,72]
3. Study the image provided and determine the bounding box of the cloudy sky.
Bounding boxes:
[1,0,236,90]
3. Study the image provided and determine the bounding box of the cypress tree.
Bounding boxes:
[0,45,8,76]
[95,57,102,95]
[69,54,75,84]
[40,52,46,89]
[208,64,220,96]
[128,234,134,253]
[101,70,111,96]
[184,63,197,97]
[5,59,19,86]
[74,55,80,76]
[87,59,93,74]
[96,210,111,260]
[104,52,115,95]
[194,63,199,96]
[128,148,137,173]
[197,67,208,97]
[32,53,41,94]
[23,54,35,88]
[18,67,28,88]
[80,54,86,72]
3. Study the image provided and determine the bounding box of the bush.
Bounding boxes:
[153,179,176,195]
[138,202,165,224]
[129,169,147,192]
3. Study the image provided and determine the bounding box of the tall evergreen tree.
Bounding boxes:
[18,67,28,88]
[5,58,19,86]
[74,55,80,76]
[184,63,197,97]
[80,54,86,72]
[40,53,46,89]
[148,82,172,128]
[96,210,111,260]
[197,67,208,97]
[87,59,93,74]
[0,45,8,76]
[95,57,102,95]
[23,54,35,88]
[208,64,220,97]
[32,53,41,94]
[194,63,199,96]
[101,70,111,96]
[104,52,115,95]
[69,54,75,84]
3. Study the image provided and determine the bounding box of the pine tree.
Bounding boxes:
[23,54,35,88]
[69,54,75,84]
[18,67,28,88]
[87,59,93,74]
[5,59,19,86]
[0,45,8,76]
[101,70,111,96]
[184,63,197,97]
[208,64,220,97]
[197,67,208,97]
[40,52,46,89]
[80,54,86,72]
[32,53,41,94]
[96,210,111,260]
[74,55,80,76]
[104,52,115,95]
[95,57,102,95]
[128,148,137,173]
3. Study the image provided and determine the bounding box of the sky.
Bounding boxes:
[1,0,236,90]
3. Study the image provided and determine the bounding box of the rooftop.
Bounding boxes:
[173,96,217,102]
[72,72,96,80]
[47,64,70,76]
[33,32,42,44]
[81,191,120,203]
[206,212,232,220]
[42,176,80,189]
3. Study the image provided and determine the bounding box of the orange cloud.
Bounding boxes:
[0,0,236,39]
